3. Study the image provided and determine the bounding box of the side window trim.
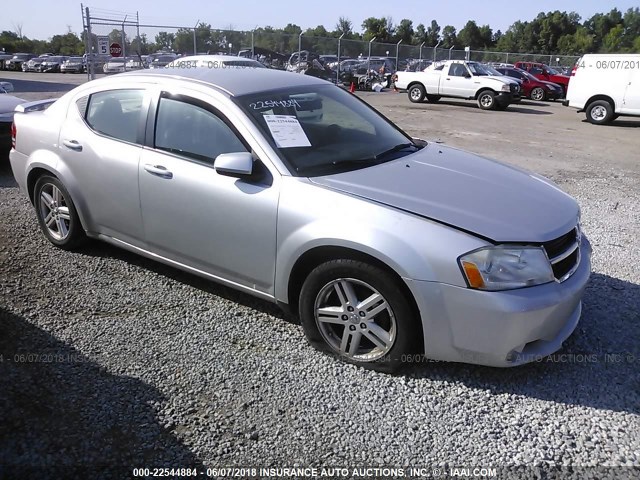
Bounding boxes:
[81,88,148,146]
[150,92,251,167]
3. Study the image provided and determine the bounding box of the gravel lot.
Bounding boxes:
[1,72,639,478]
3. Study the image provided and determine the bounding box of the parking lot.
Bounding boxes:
[1,71,639,475]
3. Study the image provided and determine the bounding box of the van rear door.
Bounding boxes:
[622,68,640,114]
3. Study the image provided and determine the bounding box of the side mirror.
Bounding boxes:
[214,152,253,177]
[464,73,471,78]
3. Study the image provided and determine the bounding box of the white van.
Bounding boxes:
[564,54,640,124]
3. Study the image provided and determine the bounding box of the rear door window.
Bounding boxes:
[85,89,145,144]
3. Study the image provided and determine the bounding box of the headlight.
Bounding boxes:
[501,84,511,92]
[459,246,554,291]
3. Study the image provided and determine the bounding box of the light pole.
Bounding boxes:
[367,36,376,75]
[193,19,199,54]
[298,32,303,72]
[337,32,344,85]
[121,14,127,65]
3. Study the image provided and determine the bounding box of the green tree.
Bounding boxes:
[394,19,414,44]
[361,17,393,42]
[426,20,441,46]
[334,17,353,38]
[602,24,625,52]
[441,25,457,48]
[458,20,482,49]
[48,32,84,55]
[154,32,175,51]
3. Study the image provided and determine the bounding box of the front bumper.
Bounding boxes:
[406,235,592,367]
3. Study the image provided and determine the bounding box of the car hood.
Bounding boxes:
[308,143,579,243]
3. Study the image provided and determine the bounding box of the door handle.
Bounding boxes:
[144,164,173,179]
[62,139,82,151]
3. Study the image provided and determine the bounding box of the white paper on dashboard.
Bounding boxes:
[263,115,311,148]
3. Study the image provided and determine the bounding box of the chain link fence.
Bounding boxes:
[81,7,581,80]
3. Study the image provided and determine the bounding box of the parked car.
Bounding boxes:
[165,55,265,69]
[40,56,68,73]
[1,93,26,157]
[0,52,13,70]
[61,57,86,73]
[9,67,591,371]
[514,61,570,96]
[396,60,521,110]
[7,53,36,71]
[148,54,178,69]
[0,81,14,93]
[495,67,563,101]
[22,56,48,72]
[564,54,640,125]
[102,57,128,74]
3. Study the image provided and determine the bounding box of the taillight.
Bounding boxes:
[11,121,16,149]
[571,64,578,76]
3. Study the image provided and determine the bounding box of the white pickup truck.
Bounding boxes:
[395,60,520,110]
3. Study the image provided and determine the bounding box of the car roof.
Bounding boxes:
[120,67,328,96]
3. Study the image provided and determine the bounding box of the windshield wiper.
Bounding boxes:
[373,142,419,161]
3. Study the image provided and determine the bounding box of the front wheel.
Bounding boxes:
[586,100,614,125]
[34,175,86,250]
[408,84,425,103]
[299,259,419,372]
[530,87,545,101]
[477,90,496,110]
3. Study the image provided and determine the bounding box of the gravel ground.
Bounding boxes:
[0,73,639,478]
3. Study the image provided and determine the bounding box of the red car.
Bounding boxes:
[495,67,564,101]
[514,62,570,96]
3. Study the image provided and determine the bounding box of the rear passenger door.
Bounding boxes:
[58,88,148,245]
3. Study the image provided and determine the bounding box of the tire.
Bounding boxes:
[425,94,441,103]
[585,100,614,125]
[477,90,496,110]
[530,87,545,101]
[407,84,425,103]
[299,259,419,372]
[34,175,86,250]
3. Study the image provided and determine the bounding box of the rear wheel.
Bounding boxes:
[530,87,545,101]
[299,259,419,372]
[586,100,614,125]
[477,90,496,110]
[408,84,426,103]
[34,175,86,250]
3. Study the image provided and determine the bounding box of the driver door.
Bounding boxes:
[138,92,279,296]
[441,63,475,97]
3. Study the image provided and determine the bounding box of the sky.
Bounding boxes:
[3,0,638,41]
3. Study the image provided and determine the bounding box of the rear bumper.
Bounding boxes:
[562,99,570,107]
[406,235,592,367]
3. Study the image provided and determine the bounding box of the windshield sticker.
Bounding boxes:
[263,115,311,148]
[250,99,301,110]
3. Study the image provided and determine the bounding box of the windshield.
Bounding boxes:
[467,62,491,76]
[545,66,560,75]
[483,65,502,75]
[520,70,537,81]
[235,84,421,176]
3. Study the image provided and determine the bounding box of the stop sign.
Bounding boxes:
[109,42,122,57]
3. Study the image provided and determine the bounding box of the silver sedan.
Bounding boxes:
[9,67,591,371]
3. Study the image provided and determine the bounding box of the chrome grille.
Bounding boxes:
[543,227,580,282]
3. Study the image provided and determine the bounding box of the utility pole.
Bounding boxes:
[85,6,94,80]
[337,33,344,85]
